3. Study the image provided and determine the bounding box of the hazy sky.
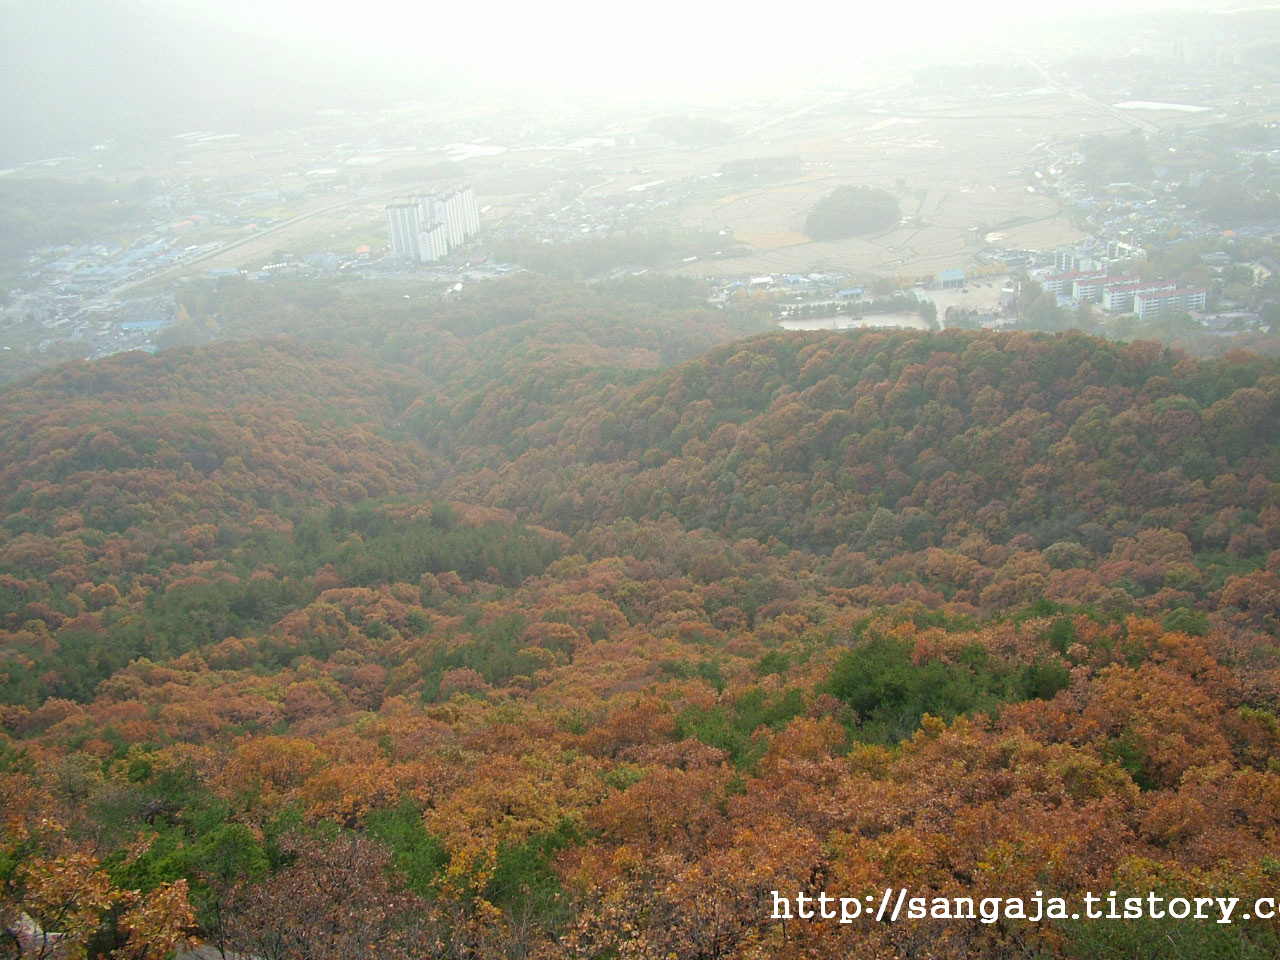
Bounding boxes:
[156,0,1239,93]
[0,0,1262,163]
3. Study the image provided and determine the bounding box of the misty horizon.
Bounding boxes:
[3,0,1280,164]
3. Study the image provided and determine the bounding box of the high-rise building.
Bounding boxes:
[386,203,424,259]
[384,184,481,262]
[442,192,464,249]
[462,187,480,236]
[419,222,449,262]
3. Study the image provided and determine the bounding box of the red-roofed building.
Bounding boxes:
[1134,288,1207,320]
[1102,280,1177,313]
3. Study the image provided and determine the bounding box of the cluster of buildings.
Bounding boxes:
[1053,240,1142,273]
[979,235,1146,275]
[1036,266,1208,319]
[385,185,481,263]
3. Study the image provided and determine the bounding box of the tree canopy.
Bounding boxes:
[4,294,1280,960]
[803,185,901,240]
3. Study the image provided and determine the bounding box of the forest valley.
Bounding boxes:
[2,276,1280,959]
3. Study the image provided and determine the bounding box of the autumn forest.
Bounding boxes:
[4,275,1280,959]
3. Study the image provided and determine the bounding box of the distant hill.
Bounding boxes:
[0,0,447,163]
[447,330,1280,557]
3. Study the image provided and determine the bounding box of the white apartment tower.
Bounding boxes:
[462,187,480,235]
[386,203,424,259]
[419,222,449,262]
[440,194,464,249]
[385,185,481,263]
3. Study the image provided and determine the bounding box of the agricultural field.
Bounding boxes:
[662,90,1110,277]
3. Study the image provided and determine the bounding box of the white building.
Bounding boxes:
[418,222,449,262]
[385,184,481,262]
[1102,280,1176,314]
[1042,270,1107,296]
[1105,239,1142,261]
[441,193,465,249]
[436,186,481,250]
[386,203,424,259]
[1134,288,1207,321]
[1073,274,1139,302]
[462,187,480,235]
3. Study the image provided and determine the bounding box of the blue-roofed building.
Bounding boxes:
[937,268,966,288]
[837,288,863,300]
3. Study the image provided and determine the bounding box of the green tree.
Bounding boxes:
[803,186,900,241]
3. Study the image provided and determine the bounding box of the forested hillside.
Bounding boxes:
[3,313,1280,960]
